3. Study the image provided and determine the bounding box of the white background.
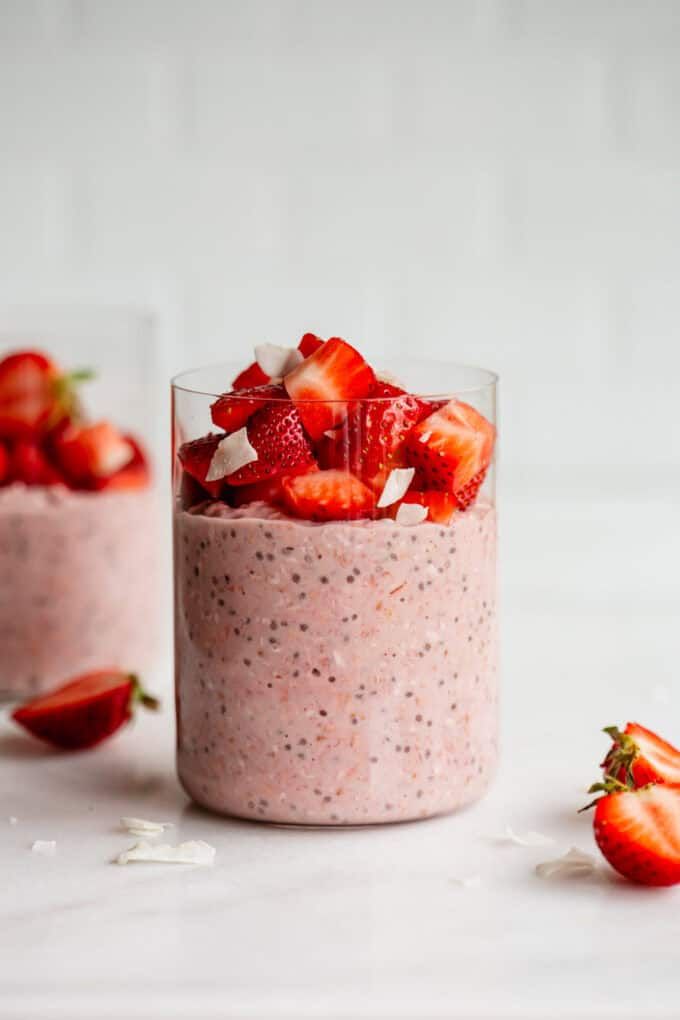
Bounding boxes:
[1,4,680,1017]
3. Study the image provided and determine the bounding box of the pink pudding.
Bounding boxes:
[175,499,498,825]
[0,483,159,700]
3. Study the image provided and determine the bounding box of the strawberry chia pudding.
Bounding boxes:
[174,335,498,824]
[0,347,157,699]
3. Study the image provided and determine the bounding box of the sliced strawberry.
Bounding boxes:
[0,440,9,484]
[453,466,488,510]
[398,490,457,525]
[603,723,680,788]
[12,669,159,751]
[298,332,325,357]
[283,337,376,440]
[210,383,286,433]
[56,421,135,486]
[10,440,65,486]
[585,780,680,887]
[94,435,151,492]
[178,434,224,498]
[227,402,316,486]
[281,469,376,522]
[0,351,60,439]
[232,361,270,390]
[319,382,432,488]
[406,399,495,504]
[228,463,317,507]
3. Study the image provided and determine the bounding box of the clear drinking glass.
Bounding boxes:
[173,359,498,825]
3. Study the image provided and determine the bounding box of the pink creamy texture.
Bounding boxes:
[0,483,159,699]
[175,499,498,825]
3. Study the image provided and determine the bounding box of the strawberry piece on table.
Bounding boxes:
[56,421,135,485]
[232,361,270,390]
[178,434,225,498]
[12,670,159,751]
[227,402,316,486]
[399,490,457,525]
[0,440,9,484]
[298,332,325,357]
[94,435,151,492]
[0,351,60,439]
[283,337,376,440]
[603,723,680,788]
[584,779,680,886]
[406,399,495,507]
[210,383,286,433]
[281,469,376,522]
[319,382,432,489]
[10,440,65,486]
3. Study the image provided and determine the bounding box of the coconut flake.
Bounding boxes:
[451,875,482,888]
[120,817,173,837]
[492,826,555,848]
[255,343,303,378]
[395,502,428,526]
[535,846,598,879]
[377,467,415,508]
[31,840,56,856]
[206,428,257,482]
[115,839,216,866]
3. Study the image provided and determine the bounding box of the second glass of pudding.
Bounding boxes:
[173,354,498,825]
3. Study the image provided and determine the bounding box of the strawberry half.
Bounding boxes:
[178,434,224,498]
[603,723,680,788]
[406,399,495,507]
[0,440,10,484]
[232,361,270,390]
[94,435,151,492]
[398,490,457,525]
[227,402,316,486]
[0,351,60,439]
[298,332,325,357]
[10,439,65,486]
[12,669,159,751]
[210,383,286,433]
[56,421,135,486]
[584,779,680,886]
[281,469,376,522]
[318,382,432,489]
[283,337,376,440]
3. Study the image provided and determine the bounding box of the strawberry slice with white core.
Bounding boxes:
[12,669,159,751]
[206,427,258,482]
[603,723,680,788]
[281,469,376,521]
[298,333,325,357]
[56,421,134,483]
[227,402,316,486]
[210,383,286,433]
[406,399,495,502]
[255,343,303,378]
[283,337,376,440]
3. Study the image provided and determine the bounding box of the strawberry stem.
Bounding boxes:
[601,725,640,788]
[130,675,161,712]
[578,774,629,813]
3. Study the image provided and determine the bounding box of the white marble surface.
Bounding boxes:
[2,495,679,1020]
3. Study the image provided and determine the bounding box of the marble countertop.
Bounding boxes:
[2,494,679,1020]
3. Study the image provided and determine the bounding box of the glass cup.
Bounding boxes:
[173,359,498,825]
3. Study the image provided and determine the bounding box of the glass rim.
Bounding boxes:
[171,359,498,402]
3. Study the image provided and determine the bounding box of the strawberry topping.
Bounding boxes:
[283,337,376,440]
[0,440,9,485]
[93,435,151,492]
[56,421,135,486]
[227,402,316,486]
[281,469,376,522]
[406,399,495,504]
[210,383,287,433]
[12,669,159,751]
[0,351,61,439]
[232,361,270,390]
[178,434,225,498]
[10,440,65,486]
[298,332,325,357]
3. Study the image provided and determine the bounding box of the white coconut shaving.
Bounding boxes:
[31,840,56,856]
[395,502,428,526]
[451,875,482,888]
[255,343,303,378]
[206,428,258,482]
[115,839,216,866]
[492,826,555,847]
[377,467,415,508]
[535,846,598,879]
[120,817,173,837]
